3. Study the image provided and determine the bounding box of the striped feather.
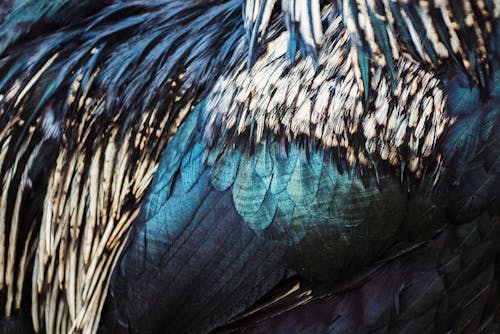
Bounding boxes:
[0,1,243,332]
[0,0,498,333]
[207,7,449,178]
[244,0,498,92]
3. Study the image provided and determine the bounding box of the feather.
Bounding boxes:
[0,0,499,333]
[0,1,245,332]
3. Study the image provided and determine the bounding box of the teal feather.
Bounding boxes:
[442,67,500,181]
[209,150,241,191]
[145,104,200,213]
[357,48,370,104]
[0,53,29,92]
[270,143,299,194]
[260,191,309,245]
[254,140,274,179]
[368,8,396,84]
[113,134,286,332]
[445,75,481,116]
[205,131,414,280]
[245,190,278,231]
[286,148,323,208]
[232,155,270,218]
[481,103,499,142]
[181,142,206,191]
[308,165,340,219]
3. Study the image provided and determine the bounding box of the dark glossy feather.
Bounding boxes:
[0,0,111,54]
[102,107,288,333]
[0,1,498,333]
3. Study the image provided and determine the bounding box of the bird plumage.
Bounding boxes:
[0,0,498,333]
[1,1,244,332]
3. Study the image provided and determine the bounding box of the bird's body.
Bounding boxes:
[0,1,499,333]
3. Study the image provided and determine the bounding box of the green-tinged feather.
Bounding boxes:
[270,144,299,194]
[232,155,270,218]
[368,8,396,84]
[181,142,206,191]
[210,150,241,192]
[286,147,323,208]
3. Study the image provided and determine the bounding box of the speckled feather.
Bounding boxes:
[244,0,498,91]
[0,0,498,333]
[0,1,243,333]
[206,6,450,177]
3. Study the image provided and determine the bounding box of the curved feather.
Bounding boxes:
[0,1,244,332]
[0,0,498,333]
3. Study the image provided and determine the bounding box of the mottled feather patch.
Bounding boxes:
[206,13,450,177]
[0,1,244,333]
[244,0,496,91]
